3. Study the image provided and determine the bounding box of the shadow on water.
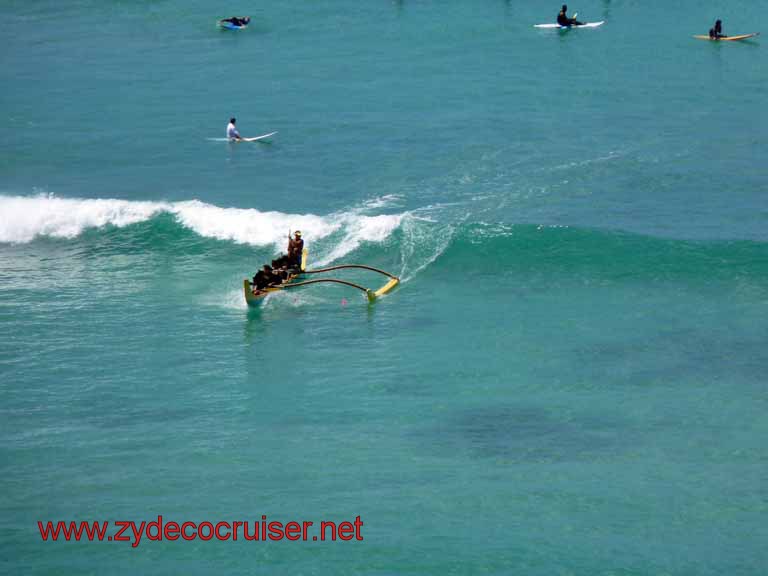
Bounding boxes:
[366,302,378,324]
[417,405,626,462]
[570,326,768,388]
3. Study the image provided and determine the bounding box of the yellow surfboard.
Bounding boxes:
[693,33,759,41]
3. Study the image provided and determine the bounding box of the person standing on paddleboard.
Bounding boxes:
[557,5,584,26]
[227,117,242,141]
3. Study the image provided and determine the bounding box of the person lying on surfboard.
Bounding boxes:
[221,16,250,27]
[557,5,584,26]
[226,117,242,141]
[709,20,725,39]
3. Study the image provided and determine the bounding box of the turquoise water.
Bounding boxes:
[2,1,767,574]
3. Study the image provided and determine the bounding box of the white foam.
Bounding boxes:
[397,213,456,281]
[315,213,404,266]
[199,287,249,311]
[359,194,404,210]
[0,194,407,259]
[0,194,168,244]
[170,200,339,249]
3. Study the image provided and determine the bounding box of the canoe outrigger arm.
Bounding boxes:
[302,264,400,301]
[276,278,377,301]
[269,264,399,302]
[243,251,399,306]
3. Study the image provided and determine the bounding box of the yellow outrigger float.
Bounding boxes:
[243,249,399,307]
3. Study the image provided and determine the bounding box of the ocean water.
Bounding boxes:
[2,1,767,574]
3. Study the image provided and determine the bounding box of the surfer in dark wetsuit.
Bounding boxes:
[222,16,250,27]
[709,19,724,39]
[557,5,583,26]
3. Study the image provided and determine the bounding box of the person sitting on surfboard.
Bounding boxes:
[557,5,584,27]
[226,118,241,140]
[226,118,242,141]
[221,16,250,27]
[709,19,725,39]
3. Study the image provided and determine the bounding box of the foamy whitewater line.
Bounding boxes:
[0,194,169,244]
[0,195,407,265]
[313,213,405,267]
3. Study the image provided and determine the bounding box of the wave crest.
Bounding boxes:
[0,195,406,263]
[0,194,168,244]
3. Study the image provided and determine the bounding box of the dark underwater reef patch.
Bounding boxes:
[418,405,623,463]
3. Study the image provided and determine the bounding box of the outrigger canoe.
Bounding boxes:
[242,249,400,308]
[243,249,308,307]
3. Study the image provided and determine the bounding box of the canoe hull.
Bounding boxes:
[243,249,308,307]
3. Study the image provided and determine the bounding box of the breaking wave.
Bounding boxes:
[0,193,409,265]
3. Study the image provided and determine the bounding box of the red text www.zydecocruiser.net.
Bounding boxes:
[38,515,364,548]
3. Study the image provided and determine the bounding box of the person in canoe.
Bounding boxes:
[557,5,584,27]
[252,265,274,291]
[709,19,725,39]
[251,264,287,293]
[272,231,304,270]
[251,265,270,291]
[287,231,304,268]
[226,117,242,141]
[221,16,250,28]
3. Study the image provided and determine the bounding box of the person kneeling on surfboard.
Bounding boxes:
[227,117,242,141]
[709,19,725,39]
[557,5,583,26]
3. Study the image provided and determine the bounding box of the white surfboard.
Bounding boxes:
[242,132,277,142]
[534,21,604,28]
